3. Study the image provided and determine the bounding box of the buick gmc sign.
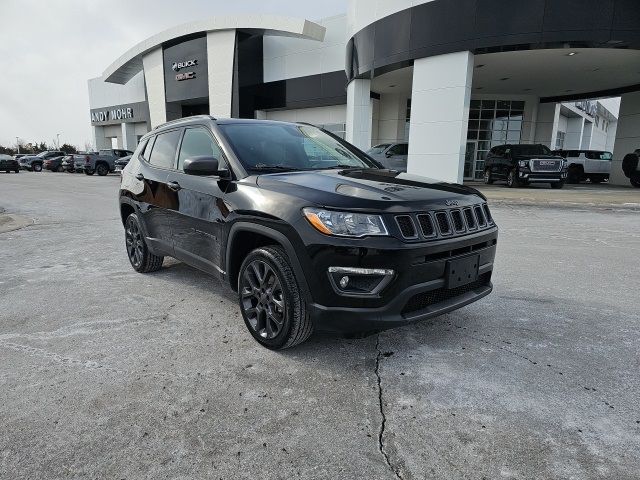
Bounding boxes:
[172,59,198,71]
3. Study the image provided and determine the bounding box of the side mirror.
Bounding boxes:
[183,156,229,177]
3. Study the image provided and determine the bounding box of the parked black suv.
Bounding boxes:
[119,116,498,349]
[484,144,567,188]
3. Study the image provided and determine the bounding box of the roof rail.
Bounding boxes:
[153,115,217,129]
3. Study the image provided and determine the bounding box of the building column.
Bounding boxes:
[92,126,109,151]
[142,47,167,128]
[207,30,236,118]
[565,117,585,149]
[533,103,560,147]
[121,122,137,151]
[407,51,474,183]
[611,91,640,185]
[376,93,409,145]
[346,78,372,151]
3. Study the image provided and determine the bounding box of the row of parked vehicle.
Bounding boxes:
[1,149,134,175]
[366,142,625,188]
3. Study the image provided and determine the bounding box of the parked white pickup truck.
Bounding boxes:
[552,149,612,184]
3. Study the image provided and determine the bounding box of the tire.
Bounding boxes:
[631,172,640,188]
[506,169,520,188]
[551,181,565,189]
[566,166,581,184]
[124,213,164,273]
[96,163,108,176]
[14,169,19,173]
[238,246,313,349]
[5,170,9,173]
[84,169,94,176]
[53,166,60,173]
[32,163,42,172]
[483,168,494,185]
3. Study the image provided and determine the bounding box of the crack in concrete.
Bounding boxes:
[375,334,404,480]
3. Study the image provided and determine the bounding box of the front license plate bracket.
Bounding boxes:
[446,255,479,289]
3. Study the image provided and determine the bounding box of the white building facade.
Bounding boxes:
[89,0,640,185]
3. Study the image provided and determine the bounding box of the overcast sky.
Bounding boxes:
[0,0,347,149]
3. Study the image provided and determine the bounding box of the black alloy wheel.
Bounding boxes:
[507,169,520,188]
[124,213,164,273]
[238,246,313,349]
[483,169,494,185]
[630,172,640,188]
[241,260,285,340]
[33,163,42,172]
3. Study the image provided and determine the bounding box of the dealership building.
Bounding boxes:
[88,0,640,185]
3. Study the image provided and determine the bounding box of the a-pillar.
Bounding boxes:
[346,78,372,151]
[611,91,640,185]
[407,51,474,183]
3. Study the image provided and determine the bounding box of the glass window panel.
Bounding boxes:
[479,120,492,130]
[507,130,521,142]
[148,130,181,169]
[467,130,478,140]
[478,141,490,151]
[491,140,505,148]
[492,120,507,131]
[477,151,488,160]
[481,100,495,109]
[508,120,522,131]
[470,99,481,109]
[480,109,495,119]
[495,110,510,120]
[497,100,511,110]
[469,109,480,120]
[509,112,524,121]
[478,131,491,140]
[468,120,480,130]
[511,101,525,110]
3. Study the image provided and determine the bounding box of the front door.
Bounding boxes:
[166,126,229,276]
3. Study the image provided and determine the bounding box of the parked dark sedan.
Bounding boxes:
[43,155,66,172]
[0,154,20,173]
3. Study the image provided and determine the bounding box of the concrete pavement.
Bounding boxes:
[1,172,639,479]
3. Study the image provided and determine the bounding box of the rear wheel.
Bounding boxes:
[589,175,604,184]
[32,163,42,172]
[14,169,19,173]
[124,213,164,273]
[567,166,581,184]
[631,172,640,188]
[483,169,494,185]
[96,163,109,176]
[506,169,520,188]
[551,181,565,189]
[238,246,313,349]
[84,169,94,176]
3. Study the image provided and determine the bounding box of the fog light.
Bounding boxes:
[328,267,395,297]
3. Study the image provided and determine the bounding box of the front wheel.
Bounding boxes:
[551,181,565,189]
[84,169,94,176]
[32,163,42,172]
[483,169,494,185]
[631,172,640,188]
[238,246,313,349]
[124,213,164,273]
[506,169,520,188]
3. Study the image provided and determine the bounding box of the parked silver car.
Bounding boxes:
[366,142,408,171]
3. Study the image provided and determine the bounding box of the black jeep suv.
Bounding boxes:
[119,116,498,349]
[484,144,567,188]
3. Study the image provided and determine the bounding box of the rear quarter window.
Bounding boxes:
[148,130,181,169]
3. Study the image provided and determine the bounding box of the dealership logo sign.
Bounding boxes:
[172,59,198,71]
[91,107,134,123]
[176,72,196,81]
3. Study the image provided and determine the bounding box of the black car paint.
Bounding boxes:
[485,145,566,184]
[119,117,497,333]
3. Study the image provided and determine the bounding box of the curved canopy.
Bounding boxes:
[103,15,326,84]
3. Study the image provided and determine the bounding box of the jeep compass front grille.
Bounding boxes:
[394,203,494,241]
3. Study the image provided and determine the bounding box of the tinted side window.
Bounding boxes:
[149,130,181,169]
[389,144,408,155]
[132,139,148,160]
[142,137,154,160]
[177,128,222,171]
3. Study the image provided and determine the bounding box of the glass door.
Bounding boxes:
[464,141,476,180]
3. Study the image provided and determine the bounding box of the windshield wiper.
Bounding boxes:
[248,164,305,172]
[320,164,366,170]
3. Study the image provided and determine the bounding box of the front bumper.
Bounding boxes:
[519,170,567,183]
[303,228,497,333]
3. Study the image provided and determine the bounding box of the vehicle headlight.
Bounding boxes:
[519,160,529,168]
[303,208,388,237]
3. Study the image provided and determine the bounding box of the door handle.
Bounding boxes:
[167,181,182,191]
[135,173,144,181]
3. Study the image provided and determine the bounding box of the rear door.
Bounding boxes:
[166,126,230,276]
[134,129,182,255]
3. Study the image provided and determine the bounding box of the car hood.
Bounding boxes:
[256,168,485,211]
[514,154,564,160]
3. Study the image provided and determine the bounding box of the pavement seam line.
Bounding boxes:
[375,334,404,480]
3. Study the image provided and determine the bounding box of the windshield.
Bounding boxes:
[36,152,48,158]
[219,123,379,172]
[367,144,391,154]
[511,145,552,156]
